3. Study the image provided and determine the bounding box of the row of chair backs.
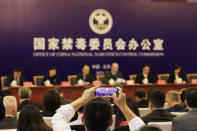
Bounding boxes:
[1,73,197,88]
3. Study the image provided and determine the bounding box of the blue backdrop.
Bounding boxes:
[0,0,197,88]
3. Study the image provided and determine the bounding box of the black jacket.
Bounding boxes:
[18,100,43,111]
[42,74,61,85]
[104,71,123,84]
[5,75,26,86]
[135,73,155,84]
[0,116,17,129]
[76,73,95,84]
[168,73,187,83]
[166,104,189,112]
[142,109,176,124]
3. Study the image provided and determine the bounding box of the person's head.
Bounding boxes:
[135,89,146,102]
[13,67,22,78]
[185,87,197,108]
[111,62,119,74]
[54,87,64,97]
[174,64,181,75]
[142,64,150,74]
[139,126,162,131]
[43,89,61,112]
[82,65,90,76]
[17,105,52,131]
[166,90,181,108]
[49,66,57,77]
[18,87,32,102]
[148,90,165,110]
[3,96,17,116]
[0,92,5,121]
[114,97,139,128]
[83,97,113,131]
[180,90,186,104]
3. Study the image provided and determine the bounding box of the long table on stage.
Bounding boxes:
[10,84,197,103]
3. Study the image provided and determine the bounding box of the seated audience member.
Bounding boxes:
[135,89,148,108]
[76,65,95,85]
[70,106,84,131]
[180,88,187,107]
[114,97,139,131]
[104,63,123,85]
[18,87,43,111]
[54,87,71,105]
[17,105,52,131]
[142,90,175,124]
[5,67,26,87]
[52,87,145,131]
[135,64,155,84]
[0,96,17,129]
[139,126,162,131]
[172,87,197,131]
[168,64,187,84]
[0,91,5,121]
[42,89,61,117]
[166,90,188,112]
[42,66,61,86]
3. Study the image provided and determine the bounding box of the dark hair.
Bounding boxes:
[83,97,113,131]
[180,90,186,103]
[173,64,181,71]
[135,89,146,99]
[186,87,197,108]
[17,105,52,131]
[114,97,139,128]
[139,126,162,131]
[14,67,22,72]
[148,90,165,108]
[0,92,5,121]
[43,89,61,112]
[142,64,150,69]
[49,66,57,71]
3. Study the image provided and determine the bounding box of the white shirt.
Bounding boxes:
[52,104,145,131]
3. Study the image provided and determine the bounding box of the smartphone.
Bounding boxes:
[95,88,118,97]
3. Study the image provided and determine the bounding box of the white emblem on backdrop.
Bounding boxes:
[89,9,113,35]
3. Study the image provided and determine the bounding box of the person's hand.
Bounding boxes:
[80,86,98,102]
[112,87,126,108]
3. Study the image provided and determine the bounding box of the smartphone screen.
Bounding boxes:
[95,88,117,96]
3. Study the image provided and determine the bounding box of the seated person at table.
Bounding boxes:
[114,97,139,131]
[42,66,61,86]
[104,62,123,85]
[0,96,17,130]
[5,67,26,87]
[52,87,145,131]
[172,87,197,131]
[18,87,43,111]
[76,65,95,85]
[166,90,188,112]
[168,64,187,84]
[135,89,148,108]
[142,90,175,124]
[135,64,154,84]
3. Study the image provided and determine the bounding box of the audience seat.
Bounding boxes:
[33,75,44,86]
[171,112,187,117]
[43,117,52,128]
[148,122,172,131]
[139,108,151,117]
